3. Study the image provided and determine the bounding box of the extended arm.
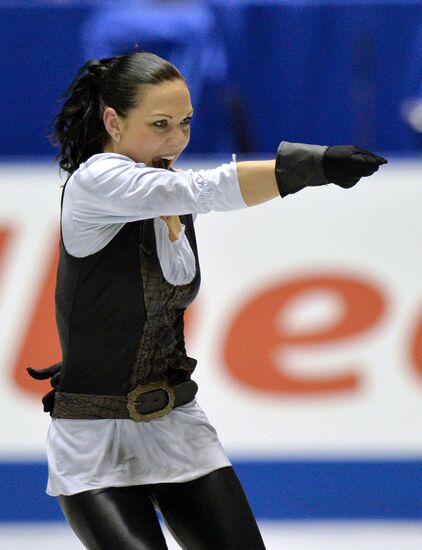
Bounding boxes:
[72,144,386,227]
[237,142,387,207]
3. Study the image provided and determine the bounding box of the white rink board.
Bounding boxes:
[0,158,421,459]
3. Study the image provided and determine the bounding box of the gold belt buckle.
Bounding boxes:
[127,379,175,422]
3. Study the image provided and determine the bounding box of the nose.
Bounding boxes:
[168,125,190,150]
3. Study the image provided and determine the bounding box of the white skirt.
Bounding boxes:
[46,399,231,496]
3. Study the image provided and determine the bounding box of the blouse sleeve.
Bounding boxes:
[69,154,247,226]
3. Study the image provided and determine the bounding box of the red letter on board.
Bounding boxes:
[223,274,385,394]
[13,242,62,396]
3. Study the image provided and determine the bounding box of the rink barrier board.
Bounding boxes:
[2,459,422,522]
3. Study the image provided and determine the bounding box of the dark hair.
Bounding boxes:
[52,52,185,176]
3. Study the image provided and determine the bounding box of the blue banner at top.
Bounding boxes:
[1,1,422,156]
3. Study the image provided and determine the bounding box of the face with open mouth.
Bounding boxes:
[103,78,193,169]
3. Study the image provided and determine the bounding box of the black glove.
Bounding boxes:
[27,362,62,414]
[275,141,388,197]
[323,145,387,188]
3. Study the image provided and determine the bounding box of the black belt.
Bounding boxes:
[128,379,199,421]
[52,379,199,422]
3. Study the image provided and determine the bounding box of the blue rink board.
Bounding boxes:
[1,460,422,522]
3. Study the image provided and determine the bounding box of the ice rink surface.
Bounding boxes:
[1,522,422,549]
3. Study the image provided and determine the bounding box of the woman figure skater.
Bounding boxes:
[28,52,387,549]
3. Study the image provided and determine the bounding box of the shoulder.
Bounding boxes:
[66,153,155,201]
[81,152,139,170]
[75,153,144,184]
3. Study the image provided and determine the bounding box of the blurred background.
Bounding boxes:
[2,0,422,548]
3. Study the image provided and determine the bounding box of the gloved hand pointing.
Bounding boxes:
[275,141,388,197]
[323,145,388,188]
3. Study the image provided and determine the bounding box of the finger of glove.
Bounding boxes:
[349,155,380,177]
[352,148,388,165]
[327,146,387,165]
[26,363,62,380]
[51,372,61,388]
[27,367,54,380]
[42,389,56,413]
[324,146,364,176]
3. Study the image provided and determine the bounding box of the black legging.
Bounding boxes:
[57,466,266,550]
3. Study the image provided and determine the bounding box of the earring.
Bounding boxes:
[114,133,121,143]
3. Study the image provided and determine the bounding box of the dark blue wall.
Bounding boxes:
[2,1,422,157]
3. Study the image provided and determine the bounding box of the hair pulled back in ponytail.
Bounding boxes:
[52,52,185,177]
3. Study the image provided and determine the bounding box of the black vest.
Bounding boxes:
[54,209,201,407]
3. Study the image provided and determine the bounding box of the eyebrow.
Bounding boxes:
[150,111,194,119]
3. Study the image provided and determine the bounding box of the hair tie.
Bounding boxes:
[87,60,108,79]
